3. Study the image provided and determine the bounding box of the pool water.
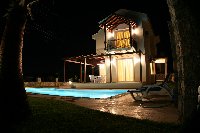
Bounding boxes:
[25,88,127,99]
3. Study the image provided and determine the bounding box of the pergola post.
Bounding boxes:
[84,57,87,83]
[63,60,66,82]
[80,62,82,83]
[92,65,94,75]
[109,55,112,83]
[139,50,142,82]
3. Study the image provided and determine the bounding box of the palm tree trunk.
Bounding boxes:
[0,5,30,124]
[167,0,200,125]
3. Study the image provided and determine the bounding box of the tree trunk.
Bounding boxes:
[167,0,200,124]
[0,5,30,124]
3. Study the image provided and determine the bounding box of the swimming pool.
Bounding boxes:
[25,88,128,99]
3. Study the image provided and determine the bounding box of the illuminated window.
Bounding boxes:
[115,30,130,48]
[150,63,156,75]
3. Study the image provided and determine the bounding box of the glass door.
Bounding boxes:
[117,58,133,81]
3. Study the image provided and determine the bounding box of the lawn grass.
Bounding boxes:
[12,96,181,133]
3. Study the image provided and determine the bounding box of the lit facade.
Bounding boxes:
[64,9,167,84]
[92,9,167,84]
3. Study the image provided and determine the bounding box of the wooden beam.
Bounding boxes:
[104,24,107,50]
[129,22,133,47]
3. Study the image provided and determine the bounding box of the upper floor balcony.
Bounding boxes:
[106,38,137,51]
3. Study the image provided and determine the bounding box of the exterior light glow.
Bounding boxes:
[154,58,166,63]
[134,56,140,64]
[150,63,156,75]
[132,28,138,35]
[107,31,114,39]
[69,81,72,85]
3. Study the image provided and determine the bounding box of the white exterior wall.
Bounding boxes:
[92,23,145,54]
[133,53,147,82]
[92,22,149,83]
[99,64,106,75]
[98,64,106,83]
[105,57,111,82]
[111,57,117,82]
[133,53,140,82]
[134,24,145,53]
[92,29,105,55]
[100,53,146,83]
[114,23,128,30]
[141,54,146,82]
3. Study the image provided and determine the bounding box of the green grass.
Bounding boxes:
[13,96,181,133]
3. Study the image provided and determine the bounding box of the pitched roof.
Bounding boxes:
[99,9,148,30]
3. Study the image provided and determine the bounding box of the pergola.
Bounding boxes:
[63,51,141,83]
[64,54,105,83]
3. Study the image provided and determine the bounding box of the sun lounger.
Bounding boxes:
[127,84,173,101]
[127,82,174,101]
[127,73,175,101]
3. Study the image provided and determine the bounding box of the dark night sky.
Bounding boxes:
[0,0,172,81]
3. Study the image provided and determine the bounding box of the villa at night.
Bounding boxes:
[64,9,167,84]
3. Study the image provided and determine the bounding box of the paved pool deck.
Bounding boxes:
[27,82,180,124]
[59,82,143,89]
[28,92,180,124]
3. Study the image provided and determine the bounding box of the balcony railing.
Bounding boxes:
[106,38,137,51]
